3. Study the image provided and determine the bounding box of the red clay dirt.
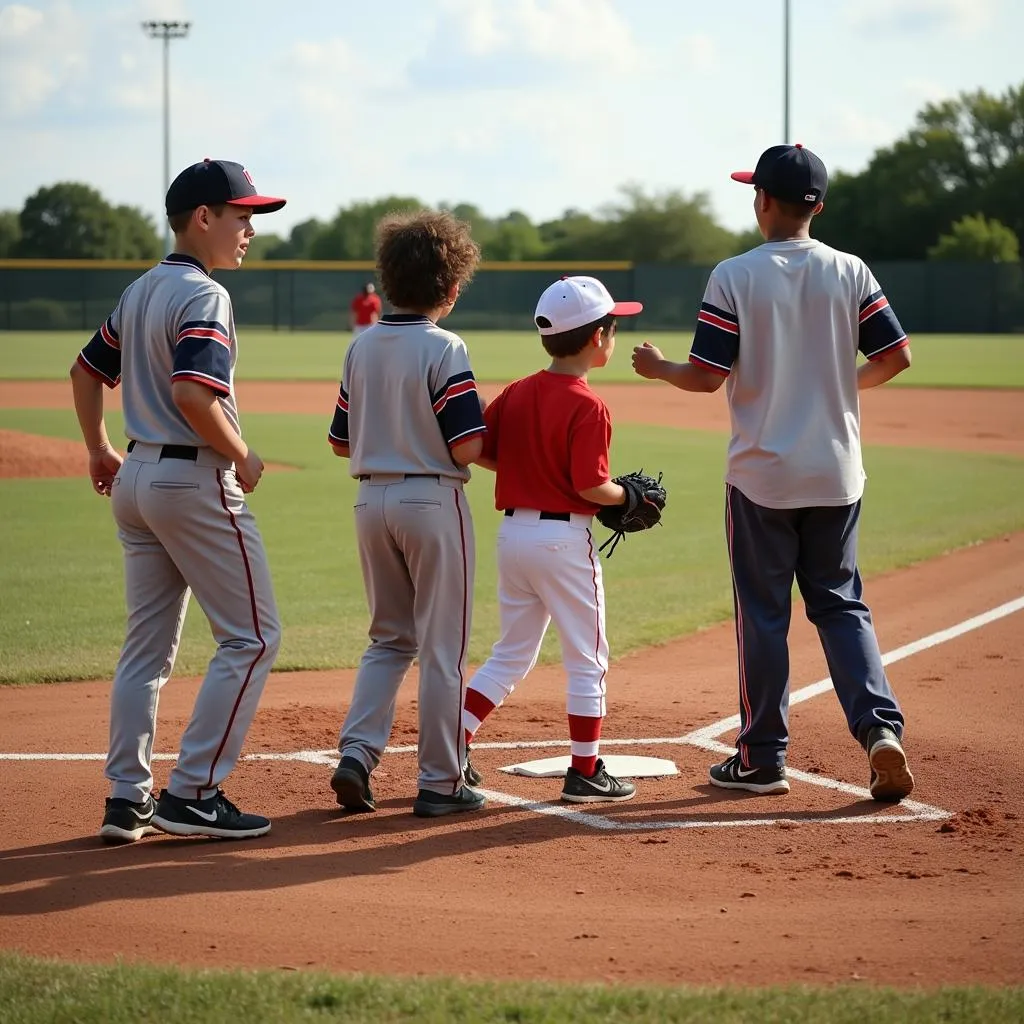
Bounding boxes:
[0,384,1022,988]
[1,379,1022,456]
[0,428,293,480]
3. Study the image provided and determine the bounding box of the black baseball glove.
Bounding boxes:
[595,469,667,556]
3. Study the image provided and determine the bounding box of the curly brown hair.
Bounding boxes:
[375,210,481,312]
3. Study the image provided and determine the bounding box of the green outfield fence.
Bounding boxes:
[2,259,1023,333]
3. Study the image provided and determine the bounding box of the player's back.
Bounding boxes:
[714,239,872,507]
[117,255,239,445]
[343,315,474,479]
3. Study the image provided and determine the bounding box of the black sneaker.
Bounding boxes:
[331,755,376,813]
[561,759,636,804]
[709,753,790,794]
[464,745,483,787]
[412,786,486,818]
[866,726,915,802]
[151,789,271,839]
[99,796,157,844]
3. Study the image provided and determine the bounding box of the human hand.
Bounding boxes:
[88,445,122,497]
[631,341,665,380]
[237,448,265,493]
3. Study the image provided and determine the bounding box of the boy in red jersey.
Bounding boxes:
[463,276,643,803]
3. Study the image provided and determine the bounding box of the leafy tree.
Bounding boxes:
[484,211,545,261]
[309,196,425,260]
[0,210,21,257]
[731,226,764,254]
[243,232,285,261]
[15,183,159,259]
[927,214,1020,262]
[264,218,326,260]
[817,82,1024,260]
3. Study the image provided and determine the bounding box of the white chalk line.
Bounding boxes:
[3,596,1020,830]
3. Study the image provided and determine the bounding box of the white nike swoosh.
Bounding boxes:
[586,777,613,792]
[735,766,761,778]
[186,805,219,822]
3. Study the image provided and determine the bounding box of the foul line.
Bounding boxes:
[2,597,1020,830]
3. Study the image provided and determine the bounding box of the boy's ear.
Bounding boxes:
[447,282,461,305]
[590,326,604,348]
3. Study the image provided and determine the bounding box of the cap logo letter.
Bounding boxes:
[242,168,254,187]
[804,192,816,202]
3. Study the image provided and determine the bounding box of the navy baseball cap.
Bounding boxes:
[165,159,286,216]
[731,144,828,205]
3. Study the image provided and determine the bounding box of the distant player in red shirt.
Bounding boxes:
[349,282,382,337]
[462,276,643,804]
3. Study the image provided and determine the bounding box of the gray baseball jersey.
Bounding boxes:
[77,252,280,804]
[688,239,908,509]
[329,314,486,795]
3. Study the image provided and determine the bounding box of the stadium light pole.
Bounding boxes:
[783,0,791,142]
[142,20,191,254]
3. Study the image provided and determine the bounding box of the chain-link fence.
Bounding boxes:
[2,260,1022,333]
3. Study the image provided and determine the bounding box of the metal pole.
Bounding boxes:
[783,0,791,143]
[142,21,191,254]
[162,34,170,254]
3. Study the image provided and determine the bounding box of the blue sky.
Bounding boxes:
[1,0,1022,240]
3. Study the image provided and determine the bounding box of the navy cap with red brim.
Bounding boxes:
[226,195,287,214]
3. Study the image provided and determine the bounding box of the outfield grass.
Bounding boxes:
[3,330,1023,387]
[1,407,1022,684]
[0,953,1021,1024]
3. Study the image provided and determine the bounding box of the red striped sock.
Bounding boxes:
[463,687,497,746]
[568,714,602,777]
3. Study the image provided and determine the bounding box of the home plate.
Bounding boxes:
[499,755,678,778]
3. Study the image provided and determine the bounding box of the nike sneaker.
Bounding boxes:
[151,789,271,839]
[709,753,790,794]
[99,795,158,844]
[412,786,486,818]
[865,726,915,802]
[560,759,636,804]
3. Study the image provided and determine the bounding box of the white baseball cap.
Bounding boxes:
[534,276,643,335]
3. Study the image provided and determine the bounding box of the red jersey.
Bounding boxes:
[350,292,382,325]
[482,370,611,515]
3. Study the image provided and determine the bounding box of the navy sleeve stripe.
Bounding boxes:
[78,330,122,388]
[431,369,475,406]
[433,378,477,414]
[328,406,349,444]
[859,289,884,312]
[172,335,232,391]
[700,301,739,326]
[170,370,231,395]
[100,318,120,350]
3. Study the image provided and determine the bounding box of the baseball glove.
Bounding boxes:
[596,469,667,556]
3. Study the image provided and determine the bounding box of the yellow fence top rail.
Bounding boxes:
[0,259,635,272]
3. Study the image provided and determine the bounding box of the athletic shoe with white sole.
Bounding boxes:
[331,755,376,813]
[152,789,271,839]
[709,753,790,794]
[560,759,636,804]
[99,796,158,844]
[866,726,915,802]
[412,786,486,818]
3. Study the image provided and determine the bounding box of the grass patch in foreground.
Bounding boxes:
[2,330,1023,387]
[1,408,1022,683]
[0,953,1022,1024]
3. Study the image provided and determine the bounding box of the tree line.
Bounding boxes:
[2,84,1022,265]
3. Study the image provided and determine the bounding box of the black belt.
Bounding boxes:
[126,440,199,461]
[504,509,571,522]
[357,473,439,481]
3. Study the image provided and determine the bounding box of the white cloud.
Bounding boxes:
[407,0,641,90]
[679,32,717,74]
[846,0,1001,36]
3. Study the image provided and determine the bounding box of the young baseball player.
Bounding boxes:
[632,144,915,802]
[327,210,488,818]
[349,282,382,337]
[71,159,286,843]
[461,276,643,804]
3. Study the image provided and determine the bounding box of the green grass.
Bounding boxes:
[1,407,1022,684]
[3,330,1024,387]
[0,954,1021,1024]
